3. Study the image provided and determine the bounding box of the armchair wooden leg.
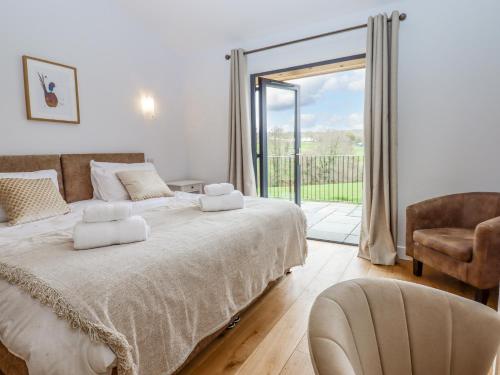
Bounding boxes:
[413,259,423,277]
[474,288,490,305]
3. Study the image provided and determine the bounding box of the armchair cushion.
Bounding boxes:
[413,228,474,262]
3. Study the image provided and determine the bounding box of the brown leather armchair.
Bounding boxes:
[406,192,500,304]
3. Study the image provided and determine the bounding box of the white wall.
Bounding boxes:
[0,0,188,180]
[180,0,500,248]
[396,0,500,248]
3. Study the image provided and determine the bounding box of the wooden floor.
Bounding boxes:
[179,240,499,375]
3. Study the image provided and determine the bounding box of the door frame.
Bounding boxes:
[257,77,301,204]
[249,53,366,201]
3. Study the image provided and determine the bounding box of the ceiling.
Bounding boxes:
[116,0,400,53]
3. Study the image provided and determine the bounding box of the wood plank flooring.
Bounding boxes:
[179,240,498,375]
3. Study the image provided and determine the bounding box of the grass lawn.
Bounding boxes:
[267,182,363,203]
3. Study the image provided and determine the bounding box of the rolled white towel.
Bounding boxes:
[204,183,234,196]
[73,215,150,250]
[199,190,244,212]
[83,202,132,223]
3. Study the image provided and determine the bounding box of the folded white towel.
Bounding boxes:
[199,190,244,212]
[73,215,150,250]
[204,183,234,196]
[83,202,132,223]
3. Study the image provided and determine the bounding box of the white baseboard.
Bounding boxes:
[397,245,411,261]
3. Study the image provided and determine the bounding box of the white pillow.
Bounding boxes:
[90,161,156,202]
[0,169,59,222]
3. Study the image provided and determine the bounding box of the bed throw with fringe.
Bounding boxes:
[0,197,307,375]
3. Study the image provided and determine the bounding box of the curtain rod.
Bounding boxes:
[225,13,406,60]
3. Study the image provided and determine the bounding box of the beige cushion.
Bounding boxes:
[0,178,70,226]
[308,278,500,375]
[116,170,174,201]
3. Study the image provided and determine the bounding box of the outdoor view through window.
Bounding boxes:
[258,66,365,244]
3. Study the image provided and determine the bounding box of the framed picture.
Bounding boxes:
[22,55,80,124]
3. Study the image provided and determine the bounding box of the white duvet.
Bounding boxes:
[0,193,198,375]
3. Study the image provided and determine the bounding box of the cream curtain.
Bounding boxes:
[228,49,257,196]
[359,11,400,265]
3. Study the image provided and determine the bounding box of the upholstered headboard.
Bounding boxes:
[61,153,145,203]
[0,153,145,203]
[0,154,65,196]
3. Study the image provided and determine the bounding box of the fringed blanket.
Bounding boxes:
[0,198,307,375]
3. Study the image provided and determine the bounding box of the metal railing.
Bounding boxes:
[263,155,364,203]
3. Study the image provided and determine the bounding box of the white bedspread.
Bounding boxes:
[0,194,197,375]
[0,193,307,375]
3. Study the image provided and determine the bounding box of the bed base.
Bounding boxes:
[0,318,234,375]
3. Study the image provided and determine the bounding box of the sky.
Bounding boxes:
[266,68,365,132]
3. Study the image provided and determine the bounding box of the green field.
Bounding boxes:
[267,182,362,203]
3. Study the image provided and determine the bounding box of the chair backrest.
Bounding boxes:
[460,192,500,228]
[308,278,500,375]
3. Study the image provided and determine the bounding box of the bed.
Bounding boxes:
[0,153,308,375]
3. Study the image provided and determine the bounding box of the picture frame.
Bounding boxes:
[22,55,80,124]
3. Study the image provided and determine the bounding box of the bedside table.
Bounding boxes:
[167,180,204,194]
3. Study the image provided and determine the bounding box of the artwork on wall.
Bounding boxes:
[22,55,80,124]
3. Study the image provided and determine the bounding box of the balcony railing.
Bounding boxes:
[261,155,364,204]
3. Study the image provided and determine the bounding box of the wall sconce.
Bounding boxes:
[141,95,155,119]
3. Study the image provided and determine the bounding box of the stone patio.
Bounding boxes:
[302,201,362,245]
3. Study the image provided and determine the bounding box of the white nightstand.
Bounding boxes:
[167,180,204,194]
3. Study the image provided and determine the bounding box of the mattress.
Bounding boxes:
[0,193,197,375]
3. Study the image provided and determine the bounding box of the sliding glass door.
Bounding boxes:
[257,78,301,205]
